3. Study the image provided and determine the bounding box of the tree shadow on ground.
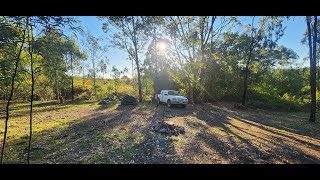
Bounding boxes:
[208,102,320,138]
[5,102,320,164]
[1,100,94,119]
[177,103,320,163]
[9,103,182,164]
[94,101,120,111]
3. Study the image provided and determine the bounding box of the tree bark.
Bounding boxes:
[93,57,96,95]
[56,76,59,100]
[132,17,143,102]
[153,54,158,103]
[199,16,216,102]
[193,71,197,102]
[136,60,142,102]
[1,17,27,164]
[71,54,74,101]
[241,16,255,106]
[28,64,34,163]
[317,46,320,91]
[153,36,158,103]
[311,16,317,122]
[27,19,34,163]
[242,64,249,106]
[82,62,85,86]
[188,78,194,104]
[307,16,317,122]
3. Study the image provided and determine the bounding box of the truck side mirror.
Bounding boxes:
[164,94,168,96]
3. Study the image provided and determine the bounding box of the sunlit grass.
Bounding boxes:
[1,100,319,164]
[0,100,154,163]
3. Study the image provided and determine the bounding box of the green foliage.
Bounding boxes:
[1,16,316,112]
[0,16,83,102]
[247,86,309,112]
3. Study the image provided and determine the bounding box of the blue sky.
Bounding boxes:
[239,16,308,66]
[76,16,130,77]
[72,16,309,78]
[277,16,308,66]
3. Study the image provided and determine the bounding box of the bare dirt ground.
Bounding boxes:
[1,101,320,164]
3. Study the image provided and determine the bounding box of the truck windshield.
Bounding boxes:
[168,90,179,95]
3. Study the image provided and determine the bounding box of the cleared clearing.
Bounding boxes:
[0,100,319,164]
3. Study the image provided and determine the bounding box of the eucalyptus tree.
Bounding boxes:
[141,16,167,101]
[306,16,318,122]
[0,16,80,164]
[34,29,70,100]
[165,16,236,103]
[0,16,27,164]
[64,38,86,100]
[85,32,103,95]
[111,66,128,94]
[301,17,320,122]
[143,36,172,101]
[25,16,80,164]
[99,16,148,102]
[99,56,109,83]
[239,16,289,106]
[0,17,21,104]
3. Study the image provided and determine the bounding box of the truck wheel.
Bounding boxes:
[167,100,172,108]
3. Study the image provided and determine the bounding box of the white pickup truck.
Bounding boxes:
[156,90,188,108]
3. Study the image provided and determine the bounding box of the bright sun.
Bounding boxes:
[157,41,167,52]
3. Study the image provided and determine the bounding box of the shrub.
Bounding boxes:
[247,88,308,112]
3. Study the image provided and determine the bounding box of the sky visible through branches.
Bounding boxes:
[67,16,308,78]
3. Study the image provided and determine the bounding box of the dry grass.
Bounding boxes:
[0,100,319,164]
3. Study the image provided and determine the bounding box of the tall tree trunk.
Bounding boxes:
[146,78,148,96]
[188,78,194,104]
[93,58,96,95]
[199,17,206,102]
[199,51,206,102]
[153,27,157,102]
[317,49,320,91]
[82,64,85,87]
[55,68,59,101]
[311,16,317,121]
[241,16,255,106]
[27,20,34,163]
[56,78,59,100]
[143,75,146,96]
[132,59,134,90]
[1,18,27,164]
[153,53,158,103]
[132,17,142,102]
[136,60,142,102]
[242,64,249,106]
[307,16,317,122]
[28,64,34,163]
[193,71,197,102]
[198,16,216,102]
[71,54,74,101]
